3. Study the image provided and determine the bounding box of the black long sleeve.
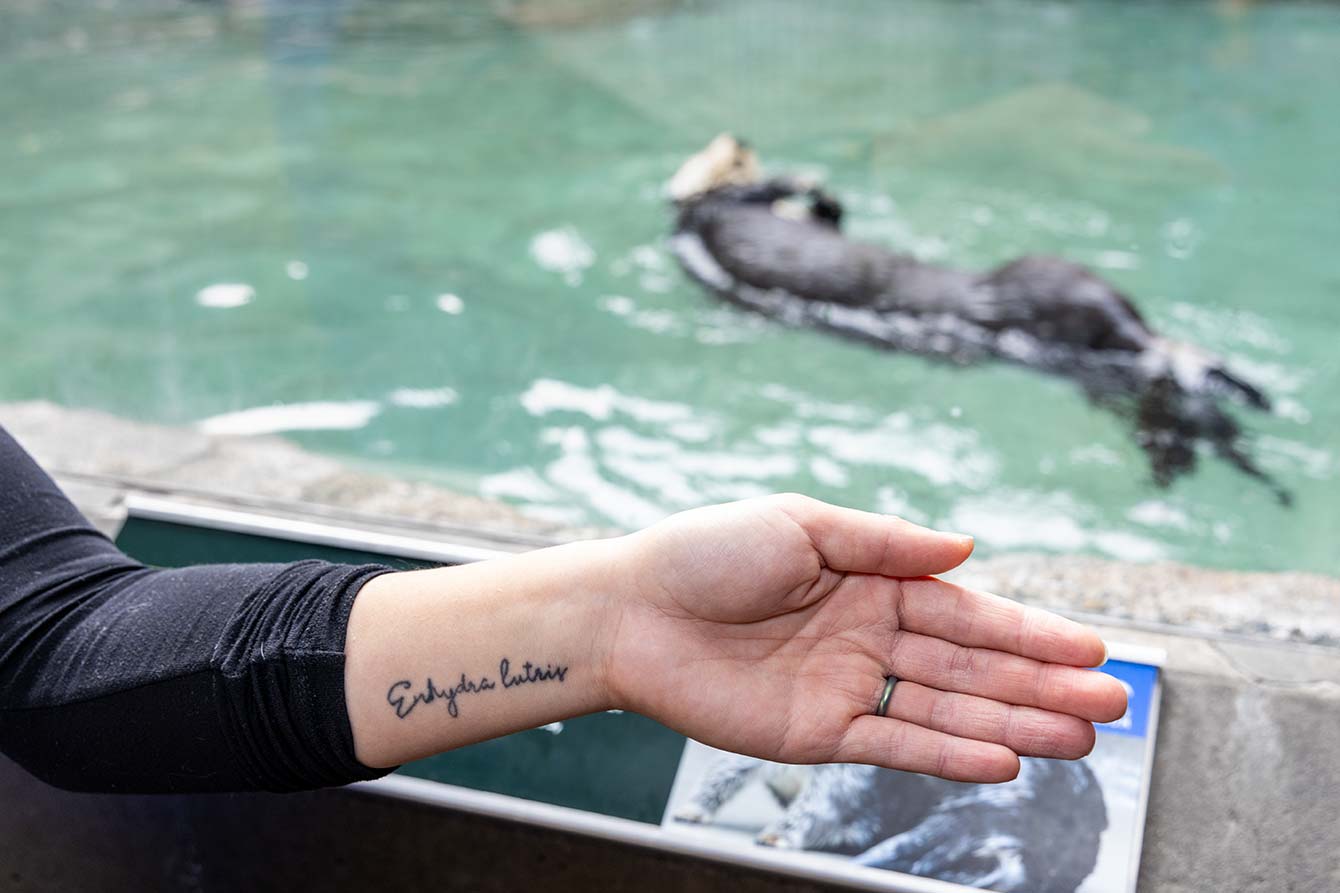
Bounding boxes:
[0,425,396,793]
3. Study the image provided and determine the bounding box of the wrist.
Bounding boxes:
[517,535,631,716]
[567,535,632,714]
[346,536,633,767]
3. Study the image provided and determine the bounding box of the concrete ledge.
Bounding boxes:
[947,555,1340,647]
[1075,625,1340,890]
[1,400,605,542]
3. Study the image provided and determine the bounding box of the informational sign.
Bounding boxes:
[121,500,1163,893]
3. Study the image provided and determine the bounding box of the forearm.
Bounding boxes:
[344,539,622,768]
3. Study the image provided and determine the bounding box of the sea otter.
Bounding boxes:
[672,753,1107,893]
[668,134,1289,504]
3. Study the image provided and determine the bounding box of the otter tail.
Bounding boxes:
[1136,371,1292,506]
[1147,338,1271,412]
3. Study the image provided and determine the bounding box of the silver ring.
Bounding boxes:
[875,675,898,716]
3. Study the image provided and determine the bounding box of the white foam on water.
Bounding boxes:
[1167,302,1292,355]
[873,486,929,525]
[949,491,1166,562]
[1069,443,1124,467]
[1162,218,1200,259]
[195,282,254,308]
[951,499,1089,552]
[1275,397,1311,424]
[388,387,458,409]
[638,272,674,293]
[755,424,802,448]
[667,420,715,443]
[1092,530,1167,563]
[435,293,465,315]
[600,452,702,506]
[529,226,595,285]
[808,415,997,489]
[600,295,635,316]
[809,456,850,488]
[1127,499,1191,530]
[538,426,668,529]
[197,400,380,436]
[758,383,871,422]
[1258,435,1335,480]
[602,295,689,336]
[520,378,692,424]
[596,427,796,510]
[1094,249,1140,270]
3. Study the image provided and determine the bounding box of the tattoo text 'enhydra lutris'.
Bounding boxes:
[387,658,569,719]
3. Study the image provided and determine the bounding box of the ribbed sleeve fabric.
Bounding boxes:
[212,560,393,792]
[0,425,397,793]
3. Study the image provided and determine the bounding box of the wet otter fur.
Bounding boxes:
[673,753,1106,893]
[668,135,1289,504]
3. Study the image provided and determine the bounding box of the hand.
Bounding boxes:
[602,495,1126,783]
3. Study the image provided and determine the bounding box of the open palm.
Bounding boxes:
[604,495,1126,782]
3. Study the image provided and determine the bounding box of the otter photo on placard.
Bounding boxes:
[662,657,1160,893]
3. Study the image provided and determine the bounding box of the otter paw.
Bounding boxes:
[672,804,711,824]
[755,831,797,849]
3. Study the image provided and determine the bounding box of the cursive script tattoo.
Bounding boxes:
[387,673,496,719]
[499,657,569,689]
[387,657,569,720]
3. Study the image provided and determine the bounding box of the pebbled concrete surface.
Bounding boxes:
[947,554,1340,647]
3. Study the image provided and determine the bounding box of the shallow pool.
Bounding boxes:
[2,0,1337,575]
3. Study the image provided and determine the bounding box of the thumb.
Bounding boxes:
[771,494,974,578]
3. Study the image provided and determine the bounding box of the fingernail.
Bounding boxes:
[1099,641,1109,667]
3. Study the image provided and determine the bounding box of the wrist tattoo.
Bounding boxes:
[386,657,569,720]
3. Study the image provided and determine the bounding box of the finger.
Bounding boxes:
[897,577,1107,667]
[889,630,1128,723]
[883,679,1096,760]
[838,714,1020,783]
[771,494,974,578]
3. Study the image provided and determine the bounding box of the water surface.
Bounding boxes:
[2,0,1337,575]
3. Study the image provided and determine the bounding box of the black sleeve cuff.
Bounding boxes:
[213,561,399,792]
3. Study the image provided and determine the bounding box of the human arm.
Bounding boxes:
[347,495,1125,782]
[0,423,1122,792]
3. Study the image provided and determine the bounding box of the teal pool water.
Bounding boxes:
[2,0,1337,576]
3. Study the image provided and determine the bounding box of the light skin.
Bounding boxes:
[345,494,1127,781]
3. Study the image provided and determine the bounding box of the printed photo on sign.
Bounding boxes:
[662,658,1160,893]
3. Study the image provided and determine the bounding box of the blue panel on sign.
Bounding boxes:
[1092,659,1158,739]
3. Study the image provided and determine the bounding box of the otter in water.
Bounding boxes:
[668,134,1289,504]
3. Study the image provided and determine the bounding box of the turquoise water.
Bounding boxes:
[2,0,1337,576]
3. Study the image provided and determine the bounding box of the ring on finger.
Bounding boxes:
[874,674,899,717]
